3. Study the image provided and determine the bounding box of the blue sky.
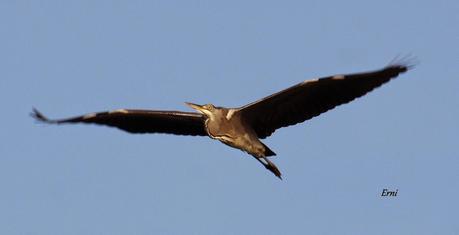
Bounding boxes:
[2,0,458,234]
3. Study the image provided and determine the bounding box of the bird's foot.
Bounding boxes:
[257,157,282,180]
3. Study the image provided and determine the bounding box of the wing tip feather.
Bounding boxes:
[387,54,418,73]
[31,108,56,124]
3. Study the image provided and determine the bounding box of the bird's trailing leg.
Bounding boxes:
[255,156,282,179]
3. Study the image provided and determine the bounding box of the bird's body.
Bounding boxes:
[199,106,270,157]
[193,105,281,176]
[32,62,413,179]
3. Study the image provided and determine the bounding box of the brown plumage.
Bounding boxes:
[32,62,413,179]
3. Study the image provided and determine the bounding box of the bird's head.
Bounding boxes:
[185,102,216,117]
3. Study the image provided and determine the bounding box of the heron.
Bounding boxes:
[32,62,412,179]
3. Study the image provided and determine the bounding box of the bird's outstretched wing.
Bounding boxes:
[32,108,207,136]
[239,63,412,139]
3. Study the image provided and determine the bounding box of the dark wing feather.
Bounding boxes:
[239,64,411,139]
[32,108,207,136]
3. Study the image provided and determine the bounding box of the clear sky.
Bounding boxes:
[1,0,458,234]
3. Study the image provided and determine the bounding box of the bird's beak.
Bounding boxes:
[185,102,206,113]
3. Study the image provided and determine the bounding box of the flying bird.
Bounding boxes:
[32,62,412,179]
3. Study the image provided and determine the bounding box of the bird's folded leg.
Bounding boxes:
[256,157,282,180]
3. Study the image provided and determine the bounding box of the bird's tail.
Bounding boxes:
[261,142,276,157]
